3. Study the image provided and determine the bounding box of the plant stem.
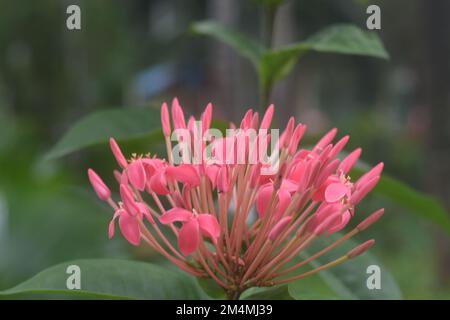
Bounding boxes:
[259,4,278,111]
[226,288,242,300]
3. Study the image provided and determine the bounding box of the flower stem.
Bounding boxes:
[259,4,278,110]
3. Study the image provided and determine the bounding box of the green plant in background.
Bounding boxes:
[1,0,449,300]
[191,0,388,109]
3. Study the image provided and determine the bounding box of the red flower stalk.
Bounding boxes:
[88,99,384,299]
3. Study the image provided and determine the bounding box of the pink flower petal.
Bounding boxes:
[108,209,123,239]
[108,220,116,239]
[160,208,192,224]
[325,182,349,203]
[314,128,338,152]
[178,218,200,256]
[275,189,291,219]
[280,179,298,193]
[327,210,351,235]
[120,184,139,216]
[149,170,169,195]
[198,214,221,242]
[118,212,140,246]
[166,164,200,187]
[137,202,154,224]
[128,160,146,191]
[312,176,339,202]
[205,165,220,188]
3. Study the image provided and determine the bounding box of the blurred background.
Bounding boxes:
[0,0,449,299]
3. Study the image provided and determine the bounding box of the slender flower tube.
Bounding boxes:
[88,99,384,299]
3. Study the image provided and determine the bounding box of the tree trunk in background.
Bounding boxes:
[423,0,450,285]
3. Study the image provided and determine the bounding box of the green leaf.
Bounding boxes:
[303,24,389,58]
[241,285,293,300]
[289,234,402,300]
[190,21,264,66]
[259,24,388,91]
[196,277,226,299]
[351,168,450,234]
[258,46,309,92]
[0,259,209,299]
[45,107,162,160]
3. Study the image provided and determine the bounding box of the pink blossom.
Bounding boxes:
[88,99,384,296]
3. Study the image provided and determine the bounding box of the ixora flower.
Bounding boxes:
[88,98,384,299]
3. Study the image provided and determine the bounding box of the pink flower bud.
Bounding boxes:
[269,216,292,241]
[314,128,337,152]
[113,170,122,184]
[240,109,253,129]
[328,135,349,159]
[87,169,111,201]
[280,117,294,148]
[201,103,213,133]
[313,212,341,236]
[251,112,259,129]
[356,162,384,188]
[128,160,147,191]
[171,97,186,129]
[260,104,274,130]
[166,164,200,187]
[347,239,375,258]
[357,208,384,231]
[339,148,362,174]
[288,124,306,155]
[350,175,380,205]
[110,138,128,169]
[161,102,171,136]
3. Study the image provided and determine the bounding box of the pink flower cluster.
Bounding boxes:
[88,98,384,298]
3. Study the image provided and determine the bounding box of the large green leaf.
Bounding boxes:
[0,259,209,299]
[289,234,402,300]
[303,24,388,58]
[352,168,450,234]
[45,107,162,160]
[190,21,264,66]
[191,21,388,94]
[259,24,388,91]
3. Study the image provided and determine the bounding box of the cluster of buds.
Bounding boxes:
[88,99,384,299]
